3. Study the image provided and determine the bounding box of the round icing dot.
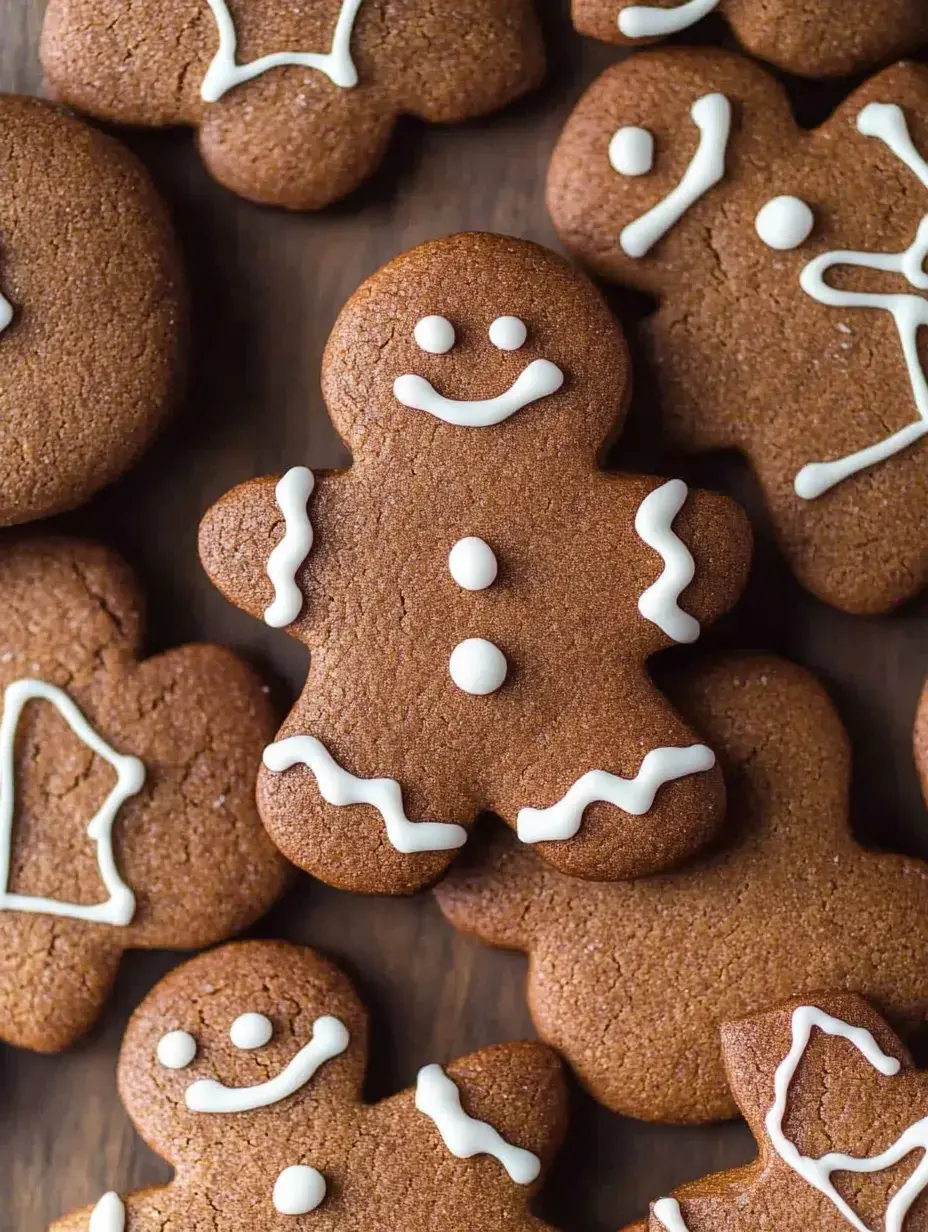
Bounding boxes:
[413,315,455,354]
[488,316,527,351]
[608,126,654,177]
[230,1011,273,1050]
[156,1030,197,1070]
[273,1165,326,1215]
[755,195,814,251]
[448,537,498,591]
[449,638,507,695]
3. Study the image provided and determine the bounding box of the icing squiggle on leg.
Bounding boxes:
[653,1198,691,1232]
[264,466,314,628]
[634,479,699,644]
[619,0,720,38]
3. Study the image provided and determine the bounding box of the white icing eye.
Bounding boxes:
[274,1165,326,1215]
[414,315,455,354]
[609,126,654,177]
[488,316,527,351]
[230,1011,274,1050]
[157,1030,197,1069]
[449,638,508,695]
[448,537,498,591]
[755,195,814,251]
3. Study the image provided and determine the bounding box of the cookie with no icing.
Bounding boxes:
[0,538,288,1053]
[198,231,752,895]
[40,0,546,210]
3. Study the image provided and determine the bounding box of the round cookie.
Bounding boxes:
[0,95,183,527]
[40,0,546,210]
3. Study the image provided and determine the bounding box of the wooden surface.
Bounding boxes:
[2,4,928,1230]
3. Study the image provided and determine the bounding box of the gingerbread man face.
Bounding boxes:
[198,232,752,895]
[436,653,928,1124]
[40,0,545,210]
[52,940,567,1232]
[0,538,288,1053]
[548,51,928,614]
[631,994,928,1232]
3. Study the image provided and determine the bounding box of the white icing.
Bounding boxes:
[634,479,699,644]
[185,1014,349,1113]
[448,537,498,591]
[516,745,716,843]
[414,315,456,355]
[262,735,467,853]
[273,1165,326,1215]
[609,126,655,177]
[619,0,720,37]
[157,1029,198,1069]
[415,1064,541,1184]
[393,359,564,427]
[448,638,507,695]
[201,0,363,102]
[620,93,731,259]
[765,1005,928,1232]
[794,103,928,499]
[488,316,527,351]
[89,1192,125,1232]
[0,679,145,926]
[653,1198,690,1231]
[230,1011,273,1050]
[264,466,315,628]
[0,289,12,335]
[755,195,814,251]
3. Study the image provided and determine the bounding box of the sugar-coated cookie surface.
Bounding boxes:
[0,96,183,527]
[573,0,928,78]
[40,0,545,210]
[0,539,288,1053]
[629,994,928,1231]
[50,940,567,1232]
[436,654,928,1124]
[198,232,752,895]
[548,50,928,614]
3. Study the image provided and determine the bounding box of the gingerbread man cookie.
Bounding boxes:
[572,0,928,78]
[631,993,928,1232]
[0,538,288,1053]
[436,653,928,1124]
[51,939,567,1232]
[198,232,752,895]
[548,51,928,615]
[40,0,545,210]
[0,95,183,527]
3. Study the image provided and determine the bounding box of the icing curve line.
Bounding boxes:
[0,679,145,926]
[634,479,700,644]
[652,1198,691,1232]
[262,735,468,854]
[516,744,716,843]
[415,1063,541,1184]
[393,359,564,427]
[619,0,720,38]
[264,466,315,628]
[89,1192,125,1232]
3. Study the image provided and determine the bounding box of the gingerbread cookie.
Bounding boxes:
[914,679,928,806]
[436,653,928,1123]
[51,939,567,1232]
[630,993,928,1231]
[572,0,928,78]
[0,95,183,527]
[40,0,545,211]
[198,231,752,895]
[0,538,288,1053]
[548,51,928,615]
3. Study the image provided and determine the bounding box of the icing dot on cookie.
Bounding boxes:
[608,126,654,177]
[448,537,498,590]
[230,1012,273,1050]
[413,315,455,354]
[156,1030,197,1069]
[755,195,814,251]
[273,1165,326,1215]
[449,638,507,695]
[488,316,527,351]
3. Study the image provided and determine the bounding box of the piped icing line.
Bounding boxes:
[765,1005,928,1232]
[0,679,144,926]
[185,1015,349,1113]
[89,1192,125,1232]
[653,1198,691,1232]
[620,93,731,259]
[264,466,315,628]
[415,1064,541,1184]
[262,735,468,854]
[393,359,564,427]
[516,745,716,843]
[200,0,364,103]
[619,0,720,38]
[0,288,12,335]
[634,479,699,644]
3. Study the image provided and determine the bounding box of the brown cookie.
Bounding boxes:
[198,231,752,895]
[0,537,288,1053]
[0,95,183,527]
[573,0,928,78]
[51,939,567,1232]
[40,0,545,211]
[629,993,928,1231]
[547,50,928,614]
[436,653,928,1124]
[914,679,928,805]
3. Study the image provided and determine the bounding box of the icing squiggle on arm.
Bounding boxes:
[415,1064,541,1184]
[653,1198,690,1231]
[634,479,699,644]
[619,0,720,38]
[89,1193,125,1232]
[264,466,315,628]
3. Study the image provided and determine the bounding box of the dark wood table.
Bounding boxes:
[2,3,927,1229]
